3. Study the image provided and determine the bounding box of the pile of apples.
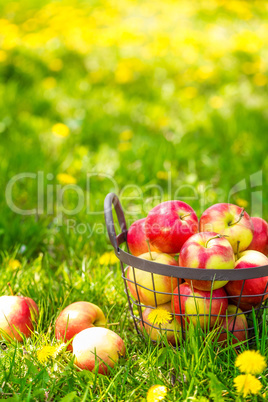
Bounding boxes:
[0,296,125,375]
[126,201,268,345]
[1,200,267,375]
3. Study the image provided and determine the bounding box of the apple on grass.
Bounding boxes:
[0,296,39,341]
[145,200,198,255]
[217,305,248,345]
[127,251,179,307]
[127,218,158,256]
[199,203,253,253]
[55,301,106,350]
[225,250,268,311]
[73,327,125,375]
[247,217,268,256]
[140,302,180,345]
[172,283,228,330]
[179,232,235,291]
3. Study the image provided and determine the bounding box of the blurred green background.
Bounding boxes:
[0,0,268,262]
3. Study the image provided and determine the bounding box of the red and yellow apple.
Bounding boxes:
[145,201,198,254]
[225,250,268,311]
[179,232,235,290]
[127,252,179,306]
[217,305,248,345]
[55,301,106,350]
[140,302,180,345]
[0,295,39,341]
[247,217,268,256]
[73,327,125,375]
[172,283,228,329]
[199,203,253,253]
[127,218,159,256]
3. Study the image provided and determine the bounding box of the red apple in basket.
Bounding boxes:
[73,327,125,374]
[199,203,253,253]
[217,305,248,345]
[247,217,268,256]
[140,302,180,345]
[172,283,228,329]
[145,201,198,254]
[126,252,179,307]
[225,250,268,311]
[179,232,235,291]
[0,295,39,341]
[55,301,106,350]
[127,218,159,256]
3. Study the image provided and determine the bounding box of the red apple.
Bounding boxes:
[145,201,198,254]
[0,295,39,341]
[127,218,159,256]
[172,283,228,329]
[247,217,268,256]
[199,203,253,253]
[73,327,125,374]
[140,302,180,345]
[179,232,235,290]
[217,305,248,345]
[55,301,106,350]
[225,250,268,311]
[127,252,179,306]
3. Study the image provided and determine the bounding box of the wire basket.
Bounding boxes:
[104,193,268,345]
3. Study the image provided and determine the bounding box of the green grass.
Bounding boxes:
[0,253,268,401]
[0,0,268,400]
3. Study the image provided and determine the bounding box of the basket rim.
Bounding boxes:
[114,246,268,281]
[104,191,268,281]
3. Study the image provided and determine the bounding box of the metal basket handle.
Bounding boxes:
[104,192,128,251]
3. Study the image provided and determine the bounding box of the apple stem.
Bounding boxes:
[146,239,154,260]
[7,282,14,296]
[236,241,240,259]
[180,212,191,220]
[106,322,120,327]
[205,234,222,248]
[228,208,245,226]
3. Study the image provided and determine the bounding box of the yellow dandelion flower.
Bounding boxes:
[8,259,21,269]
[147,385,167,402]
[209,96,224,109]
[253,73,267,87]
[119,130,133,141]
[0,50,7,63]
[156,171,169,180]
[156,116,169,128]
[37,346,57,364]
[235,198,249,208]
[118,142,131,152]
[48,58,63,72]
[42,77,57,89]
[56,173,77,185]
[148,308,172,326]
[235,350,267,375]
[196,65,214,81]
[234,374,262,397]
[183,86,198,100]
[52,123,70,138]
[115,62,133,84]
[99,251,118,266]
